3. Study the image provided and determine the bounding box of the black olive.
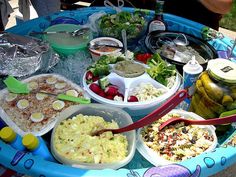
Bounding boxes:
[182,127,188,133]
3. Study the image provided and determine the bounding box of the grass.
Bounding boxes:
[220,1,236,31]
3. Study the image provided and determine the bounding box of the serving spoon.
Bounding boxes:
[91,89,188,136]
[159,114,236,131]
[88,43,123,50]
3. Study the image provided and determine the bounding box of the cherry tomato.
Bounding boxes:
[135,53,153,64]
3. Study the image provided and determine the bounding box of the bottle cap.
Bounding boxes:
[208,58,236,84]
[0,127,16,143]
[22,133,39,150]
[183,56,203,74]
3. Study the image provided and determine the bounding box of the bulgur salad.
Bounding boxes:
[141,112,216,162]
[53,114,128,164]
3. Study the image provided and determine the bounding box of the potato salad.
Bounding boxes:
[53,114,128,164]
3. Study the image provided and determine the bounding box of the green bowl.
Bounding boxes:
[43,24,92,56]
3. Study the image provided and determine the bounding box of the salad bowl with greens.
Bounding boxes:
[97,11,147,42]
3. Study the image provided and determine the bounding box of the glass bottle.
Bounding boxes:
[189,59,236,133]
[148,0,167,33]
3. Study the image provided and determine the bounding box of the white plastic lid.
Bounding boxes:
[208,58,236,84]
[183,56,203,74]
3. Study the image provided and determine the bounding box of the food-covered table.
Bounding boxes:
[1,6,236,177]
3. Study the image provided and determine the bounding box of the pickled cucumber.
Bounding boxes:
[216,109,236,133]
[195,79,225,114]
[191,92,217,119]
[200,72,224,102]
[231,87,236,99]
[220,109,236,117]
[222,95,234,106]
[227,100,236,110]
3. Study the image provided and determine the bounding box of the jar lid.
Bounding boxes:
[208,59,236,84]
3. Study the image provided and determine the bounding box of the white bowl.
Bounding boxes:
[88,37,123,61]
[83,72,181,117]
[137,109,218,166]
[51,104,136,170]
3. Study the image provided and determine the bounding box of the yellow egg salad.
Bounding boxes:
[53,114,128,164]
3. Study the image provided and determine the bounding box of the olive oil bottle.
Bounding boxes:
[148,0,167,33]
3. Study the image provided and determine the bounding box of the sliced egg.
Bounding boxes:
[36,93,48,100]
[30,112,44,122]
[46,77,57,84]
[17,99,29,109]
[55,82,66,89]
[27,81,38,90]
[52,100,65,110]
[66,89,78,97]
[5,93,18,102]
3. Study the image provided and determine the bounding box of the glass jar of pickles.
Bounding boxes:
[189,59,236,133]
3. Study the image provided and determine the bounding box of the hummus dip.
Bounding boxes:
[113,60,145,78]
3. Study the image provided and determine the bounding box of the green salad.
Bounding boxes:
[98,11,146,40]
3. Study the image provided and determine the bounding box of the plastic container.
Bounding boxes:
[137,109,218,166]
[0,74,89,136]
[43,24,92,56]
[22,133,56,162]
[183,56,203,96]
[182,56,203,109]
[0,127,25,151]
[189,59,236,132]
[50,104,136,170]
[88,37,123,61]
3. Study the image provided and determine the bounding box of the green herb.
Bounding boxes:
[87,55,125,77]
[146,53,176,86]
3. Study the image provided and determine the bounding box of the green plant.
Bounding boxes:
[220,1,236,31]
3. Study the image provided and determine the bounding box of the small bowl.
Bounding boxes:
[51,104,136,170]
[88,37,123,61]
[43,24,92,56]
[137,109,218,166]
